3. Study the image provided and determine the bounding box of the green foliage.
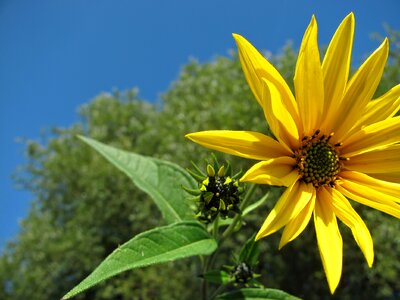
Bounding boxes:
[63,221,217,299]
[238,234,260,268]
[1,29,400,300]
[78,135,196,223]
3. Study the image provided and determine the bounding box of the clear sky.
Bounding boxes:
[1,0,399,249]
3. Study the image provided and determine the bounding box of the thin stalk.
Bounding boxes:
[201,252,209,300]
[202,217,219,300]
[202,277,208,300]
[213,216,219,239]
[208,283,228,300]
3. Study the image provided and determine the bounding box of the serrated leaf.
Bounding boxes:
[201,270,232,284]
[62,221,217,299]
[79,135,196,223]
[215,288,302,300]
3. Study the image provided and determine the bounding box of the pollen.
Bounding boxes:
[295,130,345,188]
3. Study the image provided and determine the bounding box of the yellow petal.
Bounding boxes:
[185,130,291,160]
[294,15,324,136]
[370,172,400,183]
[233,34,300,127]
[261,78,300,149]
[331,38,389,141]
[337,180,400,218]
[279,189,316,249]
[329,188,374,267]
[340,116,400,157]
[345,144,400,174]
[240,157,298,187]
[340,171,400,200]
[256,180,313,240]
[350,84,400,134]
[321,13,354,133]
[314,189,343,294]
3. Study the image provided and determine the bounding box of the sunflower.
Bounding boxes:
[186,13,400,293]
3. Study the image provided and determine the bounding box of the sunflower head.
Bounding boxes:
[185,12,400,294]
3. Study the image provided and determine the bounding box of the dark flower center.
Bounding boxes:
[295,130,345,188]
[207,176,229,198]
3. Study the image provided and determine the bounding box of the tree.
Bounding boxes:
[1,32,399,299]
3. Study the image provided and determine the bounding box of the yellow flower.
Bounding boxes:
[186,13,400,293]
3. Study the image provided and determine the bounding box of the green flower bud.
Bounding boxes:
[183,156,242,223]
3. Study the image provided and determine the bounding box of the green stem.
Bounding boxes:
[208,283,228,300]
[213,216,219,239]
[202,277,208,300]
[202,217,220,300]
[201,253,208,300]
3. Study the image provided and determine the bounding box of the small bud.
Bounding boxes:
[219,199,226,211]
[217,165,225,177]
[231,262,254,285]
[207,164,215,177]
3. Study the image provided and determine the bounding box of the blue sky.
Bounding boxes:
[0,0,399,249]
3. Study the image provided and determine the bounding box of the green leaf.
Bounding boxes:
[215,288,302,300]
[242,187,285,217]
[201,270,232,284]
[79,135,196,223]
[62,221,217,299]
[238,233,260,267]
[242,191,271,217]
